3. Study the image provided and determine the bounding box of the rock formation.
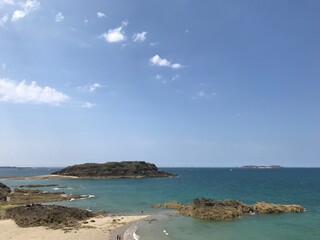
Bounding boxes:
[252,202,304,213]
[52,161,176,178]
[5,204,94,229]
[9,188,87,205]
[0,182,11,202]
[153,198,304,220]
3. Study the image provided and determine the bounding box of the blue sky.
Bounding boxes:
[0,0,319,167]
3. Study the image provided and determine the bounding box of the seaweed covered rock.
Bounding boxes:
[5,204,94,229]
[52,161,176,178]
[153,198,304,221]
[0,182,11,202]
[252,202,304,213]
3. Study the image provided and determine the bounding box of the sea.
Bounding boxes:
[1,167,320,240]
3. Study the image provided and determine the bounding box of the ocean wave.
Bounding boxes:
[133,231,140,240]
[124,224,139,240]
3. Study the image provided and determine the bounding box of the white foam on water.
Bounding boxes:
[124,224,140,240]
[133,231,140,240]
[53,187,59,190]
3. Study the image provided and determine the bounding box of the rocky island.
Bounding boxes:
[52,161,176,179]
[240,165,282,169]
[153,198,304,220]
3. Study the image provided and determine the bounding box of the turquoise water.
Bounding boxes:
[1,168,320,239]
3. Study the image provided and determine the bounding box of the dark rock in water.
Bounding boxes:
[52,161,177,178]
[5,204,94,229]
[0,182,11,202]
[153,198,304,221]
[9,188,87,205]
[18,184,59,188]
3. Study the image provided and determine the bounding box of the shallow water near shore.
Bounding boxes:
[1,168,320,239]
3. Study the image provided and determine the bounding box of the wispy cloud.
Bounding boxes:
[1,0,15,6]
[132,31,147,42]
[1,63,7,69]
[22,0,39,11]
[55,12,64,22]
[156,74,162,80]
[0,78,69,105]
[0,14,8,27]
[171,75,180,81]
[97,12,106,18]
[78,83,103,93]
[101,21,128,43]
[11,0,40,22]
[81,101,95,109]
[149,55,182,69]
[193,90,217,100]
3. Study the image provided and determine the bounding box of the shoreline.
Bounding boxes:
[0,214,149,240]
[1,174,176,181]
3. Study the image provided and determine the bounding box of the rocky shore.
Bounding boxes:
[5,204,95,229]
[153,198,304,220]
[52,161,177,179]
[0,182,91,220]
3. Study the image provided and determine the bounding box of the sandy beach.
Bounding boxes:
[0,215,148,240]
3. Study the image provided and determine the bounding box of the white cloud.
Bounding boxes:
[11,10,26,21]
[55,12,64,22]
[150,55,171,67]
[149,55,182,69]
[11,0,40,22]
[149,42,158,47]
[81,101,95,109]
[0,0,15,6]
[156,74,162,80]
[171,75,180,81]
[0,78,69,105]
[79,83,102,93]
[101,21,128,43]
[22,0,39,12]
[171,63,182,69]
[0,14,8,27]
[97,12,106,18]
[193,90,217,100]
[132,31,147,42]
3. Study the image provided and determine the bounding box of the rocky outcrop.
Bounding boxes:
[5,204,94,229]
[252,202,304,213]
[0,182,11,202]
[9,188,87,205]
[153,198,304,220]
[52,161,177,179]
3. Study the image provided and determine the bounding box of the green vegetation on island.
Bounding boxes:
[52,161,177,178]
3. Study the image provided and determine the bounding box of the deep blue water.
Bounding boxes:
[1,167,320,239]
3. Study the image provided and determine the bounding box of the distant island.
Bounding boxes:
[52,161,177,179]
[240,165,282,169]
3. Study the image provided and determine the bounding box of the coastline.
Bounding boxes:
[111,216,150,240]
[0,214,148,240]
[1,174,176,181]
